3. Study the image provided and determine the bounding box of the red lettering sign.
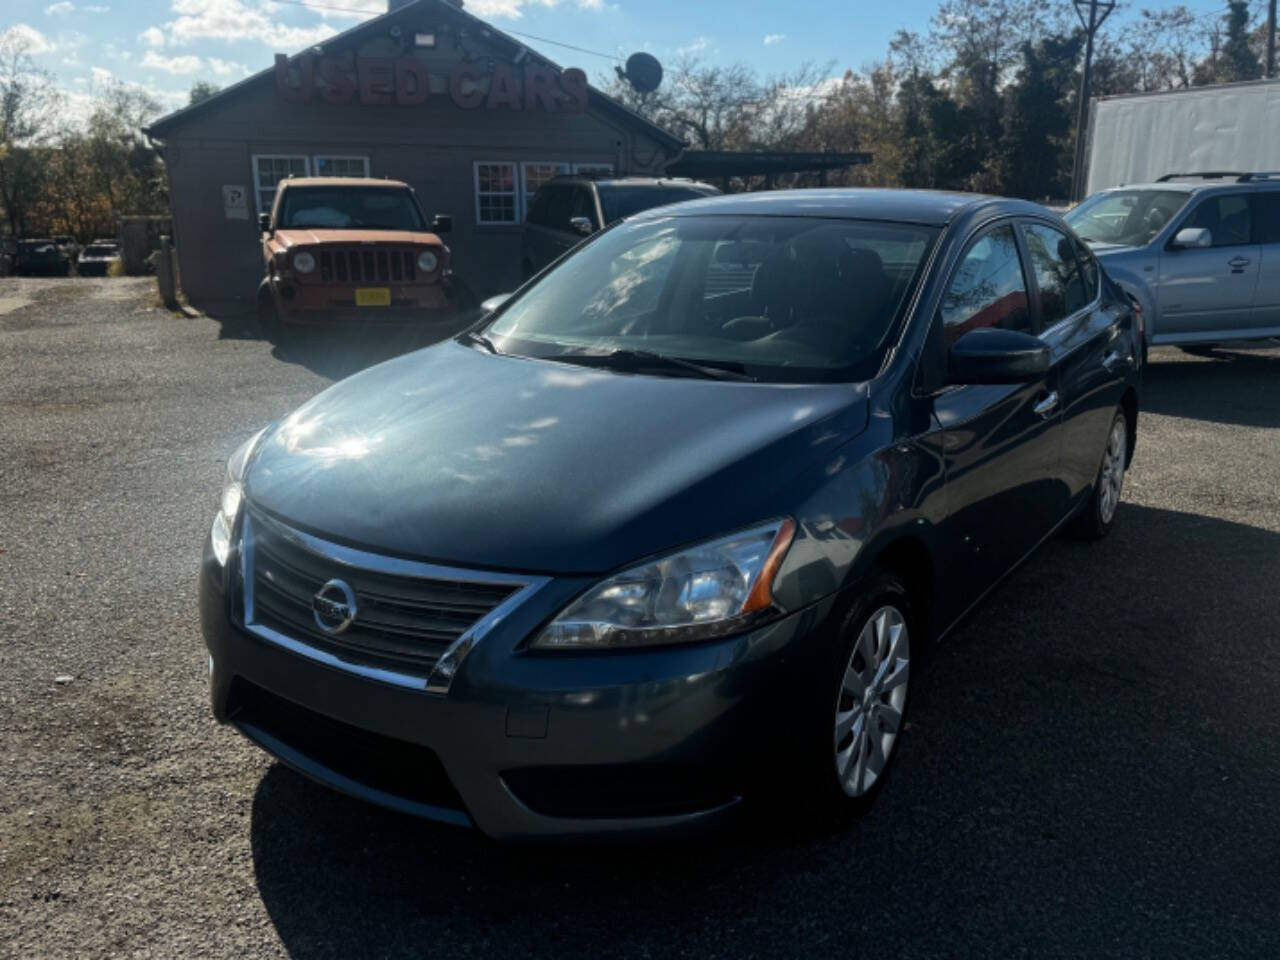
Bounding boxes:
[276,53,588,113]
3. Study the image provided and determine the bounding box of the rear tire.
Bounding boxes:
[793,570,914,817]
[1067,408,1128,541]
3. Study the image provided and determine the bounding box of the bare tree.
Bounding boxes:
[0,29,62,235]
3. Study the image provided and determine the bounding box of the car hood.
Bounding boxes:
[273,228,444,247]
[245,341,869,575]
[1084,240,1137,255]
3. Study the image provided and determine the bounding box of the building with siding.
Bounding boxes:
[144,0,684,304]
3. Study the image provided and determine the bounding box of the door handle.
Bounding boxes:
[1033,391,1059,419]
[1102,349,1123,371]
[1228,256,1251,271]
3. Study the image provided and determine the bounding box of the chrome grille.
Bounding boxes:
[241,509,537,688]
[318,248,418,284]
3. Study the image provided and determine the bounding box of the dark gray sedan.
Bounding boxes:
[200,189,1141,838]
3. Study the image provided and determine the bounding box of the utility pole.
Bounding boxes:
[1268,0,1276,79]
[1070,0,1116,202]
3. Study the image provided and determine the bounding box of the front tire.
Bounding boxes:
[1067,409,1128,540]
[795,571,914,814]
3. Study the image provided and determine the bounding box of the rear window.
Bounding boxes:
[277,187,425,231]
[599,186,714,224]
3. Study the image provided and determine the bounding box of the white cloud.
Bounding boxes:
[1,24,57,55]
[763,33,786,46]
[139,26,166,47]
[207,56,249,77]
[90,65,113,86]
[45,2,75,16]
[467,0,605,19]
[83,5,110,11]
[166,0,337,49]
[142,50,204,74]
[677,36,710,56]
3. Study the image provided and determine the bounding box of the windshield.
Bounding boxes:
[484,215,937,383]
[599,187,716,223]
[278,187,426,230]
[1065,189,1191,246]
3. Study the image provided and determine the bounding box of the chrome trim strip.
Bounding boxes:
[240,511,549,695]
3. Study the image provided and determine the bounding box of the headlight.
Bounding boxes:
[292,251,316,274]
[210,428,266,567]
[533,519,796,650]
[417,249,439,272]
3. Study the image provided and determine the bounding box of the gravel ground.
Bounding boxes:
[2,277,1279,959]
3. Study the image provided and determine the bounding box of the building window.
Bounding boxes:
[253,154,309,214]
[521,161,569,220]
[475,161,518,225]
[574,163,615,176]
[313,155,370,178]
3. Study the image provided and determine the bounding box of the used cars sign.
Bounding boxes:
[274,53,589,113]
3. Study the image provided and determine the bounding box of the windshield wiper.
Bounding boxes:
[551,348,756,382]
[461,330,500,354]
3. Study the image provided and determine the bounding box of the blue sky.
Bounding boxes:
[4,0,1235,122]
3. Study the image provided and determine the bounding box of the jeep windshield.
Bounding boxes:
[277,187,426,231]
[483,214,937,384]
[1065,189,1191,246]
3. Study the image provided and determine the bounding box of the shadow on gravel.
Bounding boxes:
[247,501,1280,958]
[1143,343,1280,428]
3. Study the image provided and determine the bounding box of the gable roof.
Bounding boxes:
[144,0,684,152]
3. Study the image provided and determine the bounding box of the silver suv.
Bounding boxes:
[1065,172,1280,350]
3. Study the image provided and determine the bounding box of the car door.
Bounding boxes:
[1021,220,1131,505]
[1251,190,1280,335]
[1157,191,1261,339]
[932,222,1067,600]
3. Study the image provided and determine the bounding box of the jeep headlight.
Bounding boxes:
[417,249,439,272]
[292,251,316,274]
[210,429,266,567]
[533,519,795,649]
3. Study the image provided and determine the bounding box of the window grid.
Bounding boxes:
[313,155,370,178]
[475,161,518,225]
[252,154,309,215]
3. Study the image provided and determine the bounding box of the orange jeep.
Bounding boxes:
[257,177,462,339]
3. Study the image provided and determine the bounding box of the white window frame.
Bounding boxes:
[573,162,615,176]
[252,154,309,215]
[520,160,570,221]
[312,154,370,178]
[474,160,519,226]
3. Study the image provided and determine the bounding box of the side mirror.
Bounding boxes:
[480,293,512,314]
[258,212,271,234]
[432,214,453,234]
[946,327,1050,385]
[1170,226,1211,249]
[569,216,594,238]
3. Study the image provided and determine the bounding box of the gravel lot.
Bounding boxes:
[3,277,1279,959]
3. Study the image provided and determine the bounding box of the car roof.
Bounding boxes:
[628,188,1043,227]
[279,177,411,189]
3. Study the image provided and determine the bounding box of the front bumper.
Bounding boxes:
[272,278,451,325]
[199,533,837,839]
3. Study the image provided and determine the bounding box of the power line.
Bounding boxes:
[263,0,623,61]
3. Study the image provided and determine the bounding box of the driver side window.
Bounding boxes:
[941,225,1031,347]
[1184,194,1252,247]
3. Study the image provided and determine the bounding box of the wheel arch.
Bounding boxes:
[859,534,937,641]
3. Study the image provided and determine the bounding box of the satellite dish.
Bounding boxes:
[623,52,663,94]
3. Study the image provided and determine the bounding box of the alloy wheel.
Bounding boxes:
[834,605,910,798]
[1098,417,1127,525]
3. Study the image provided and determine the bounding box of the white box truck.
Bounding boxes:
[1084,78,1280,196]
